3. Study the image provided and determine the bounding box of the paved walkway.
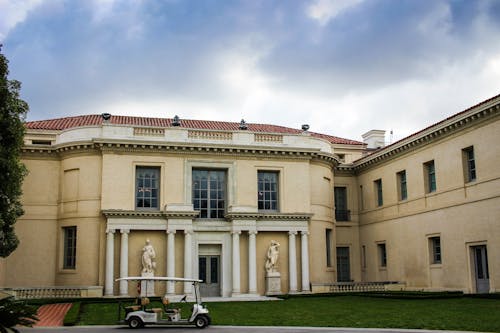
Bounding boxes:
[34,303,72,327]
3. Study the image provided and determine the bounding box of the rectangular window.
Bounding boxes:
[374,179,383,206]
[326,229,332,267]
[334,187,349,221]
[136,166,160,209]
[258,171,279,211]
[463,146,476,182]
[63,226,77,269]
[192,169,226,218]
[336,247,351,282]
[361,245,367,270]
[430,237,442,264]
[424,160,436,193]
[359,185,364,211]
[397,170,407,201]
[378,243,387,267]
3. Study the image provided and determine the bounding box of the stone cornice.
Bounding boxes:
[348,98,500,173]
[102,209,313,222]
[225,212,313,221]
[102,210,165,218]
[22,139,339,166]
[102,209,199,218]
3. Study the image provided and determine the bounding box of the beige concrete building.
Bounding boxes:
[1,94,499,297]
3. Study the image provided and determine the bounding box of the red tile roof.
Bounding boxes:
[25,114,364,145]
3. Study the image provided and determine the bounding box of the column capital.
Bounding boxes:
[288,230,298,236]
[184,230,193,235]
[248,230,258,235]
[300,231,310,236]
[231,230,242,235]
[106,228,116,234]
[120,229,130,234]
[167,229,176,235]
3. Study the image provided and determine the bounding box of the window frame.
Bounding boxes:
[334,186,349,221]
[257,170,279,212]
[463,146,476,183]
[429,236,442,264]
[135,166,161,210]
[377,243,387,268]
[361,245,367,271]
[397,170,407,201]
[374,179,383,207]
[63,226,77,270]
[326,228,333,268]
[424,160,436,193]
[192,169,227,219]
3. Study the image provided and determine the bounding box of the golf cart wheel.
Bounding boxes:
[194,315,209,329]
[128,316,144,329]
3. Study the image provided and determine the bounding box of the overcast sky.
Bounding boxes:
[1,0,500,142]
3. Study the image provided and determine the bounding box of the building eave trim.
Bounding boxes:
[351,101,500,172]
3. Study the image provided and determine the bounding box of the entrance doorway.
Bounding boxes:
[198,255,220,297]
[198,244,221,297]
[336,247,351,282]
[472,245,489,293]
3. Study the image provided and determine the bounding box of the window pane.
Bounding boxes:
[334,187,349,221]
[210,257,219,283]
[136,167,160,209]
[258,171,279,211]
[425,161,436,193]
[63,227,77,269]
[199,257,207,282]
[464,147,476,182]
[193,170,226,219]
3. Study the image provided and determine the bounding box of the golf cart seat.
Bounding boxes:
[162,296,179,314]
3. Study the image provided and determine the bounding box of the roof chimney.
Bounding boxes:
[362,129,386,149]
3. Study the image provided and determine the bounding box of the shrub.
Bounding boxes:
[0,296,38,333]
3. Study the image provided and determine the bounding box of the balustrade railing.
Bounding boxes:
[1,286,103,299]
[335,209,351,221]
[311,281,403,293]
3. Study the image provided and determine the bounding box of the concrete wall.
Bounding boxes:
[357,119,500,292]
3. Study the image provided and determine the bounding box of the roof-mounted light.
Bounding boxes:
[239,119,248,130]
[172,115,181,126]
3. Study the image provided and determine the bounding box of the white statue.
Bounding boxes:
[265,240,280,273]
[141,239,156,274]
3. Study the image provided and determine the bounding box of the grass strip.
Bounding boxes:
[63,302,80,326]
[77,294,500,332]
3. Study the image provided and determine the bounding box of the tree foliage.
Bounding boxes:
[0,45,28,258]
[0,296,38,333]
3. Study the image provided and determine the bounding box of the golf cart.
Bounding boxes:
[115,276,211,329]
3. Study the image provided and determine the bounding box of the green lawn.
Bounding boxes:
[77,295,500,332]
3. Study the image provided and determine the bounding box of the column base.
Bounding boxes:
[265,272,282,296]
[141,272,155,297]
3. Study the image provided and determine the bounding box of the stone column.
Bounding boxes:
[184,230,193,294]
[167,230,176,294]
[119,229,130,296]
[301,231,311,292]
[288,231,298,293]
[105,229,115,296]
[232,231,241,295]
[248,231,258,294]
